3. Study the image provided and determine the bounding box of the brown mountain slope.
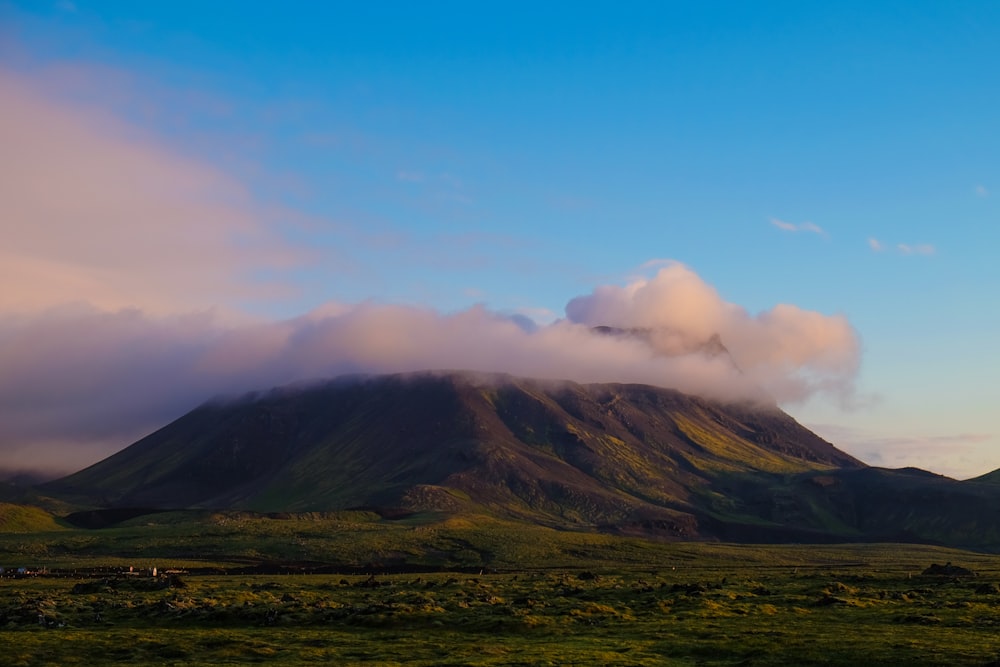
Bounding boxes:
[43,372,860,538]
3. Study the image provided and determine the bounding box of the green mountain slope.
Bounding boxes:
[0,503,66,533]
[40,372,1000,548]
[43,373,858,534]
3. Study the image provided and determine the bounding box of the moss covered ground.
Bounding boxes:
[3,513,1000,664]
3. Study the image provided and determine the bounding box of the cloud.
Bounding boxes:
[0,68,310,316]
[770,218,827,237]
[897,243,936,256]
[0,299,765,475]
[636,258,674,273]
[808,424,994,479]
[0,66,867,478]
[868,238,935,256]
[566,262,861,406]
[976,184,989,198]
[0,264,866,476]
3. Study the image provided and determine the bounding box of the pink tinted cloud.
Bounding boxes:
[0,263,865,476]
[0,67,867,477]
[0,300,762,475]
[868,236,936,256]
[897,243,936,256]
[566,262,861,406]
[808,424,995,479]
[0,69,308,315]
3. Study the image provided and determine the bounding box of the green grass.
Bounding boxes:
[0,503,67,533]
[6,563,1000,664]
[1,510,997,572]
[4,512,1000,664]
[672,412,816,474]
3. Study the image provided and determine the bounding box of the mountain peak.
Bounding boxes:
[43,371,860,537]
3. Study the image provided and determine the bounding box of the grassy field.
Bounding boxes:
[4,512,1000,665]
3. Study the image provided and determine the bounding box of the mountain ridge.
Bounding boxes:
[39,371,1000,549]
[43,372,854,531]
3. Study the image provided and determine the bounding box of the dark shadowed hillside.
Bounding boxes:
[42,372,1000,548]
[44,373,857,533]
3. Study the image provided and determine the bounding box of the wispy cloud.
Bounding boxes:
[636,258,675,273]
[868,238,935,256]
[770,218,827,237]
[897,243,936,256]
[808,423,994,479]
[976,184,990,198]
[0,68,311,316]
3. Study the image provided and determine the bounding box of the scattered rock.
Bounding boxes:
[922,562,976,577]
[815,595,849,606]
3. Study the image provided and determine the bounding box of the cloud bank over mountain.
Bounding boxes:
[0,66,862,476]
[566,263,861,407]
[0,281,860,475]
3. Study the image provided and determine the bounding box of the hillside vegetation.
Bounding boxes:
[37,372,1000,549]
[0,503,65,533]
[4,511,1000,665]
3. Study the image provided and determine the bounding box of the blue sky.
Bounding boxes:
[2,1,998,477]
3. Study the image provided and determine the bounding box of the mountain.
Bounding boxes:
[44,372,855,529]
[42,371,1000,548]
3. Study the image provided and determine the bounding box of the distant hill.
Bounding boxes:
[969,469,1000,485]
[39,371,1000,549]
[0,503,65,533]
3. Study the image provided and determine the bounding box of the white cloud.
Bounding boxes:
[0,263,866,476]
[566,262,861,407]
[868,238,935,256]
[770,218,827,237]
[897,243,936,256]
[808,423,995,479]
[636,258,675,272]
[976,184,989,198]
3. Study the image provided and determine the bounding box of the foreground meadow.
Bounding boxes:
[3,513,1000,664]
